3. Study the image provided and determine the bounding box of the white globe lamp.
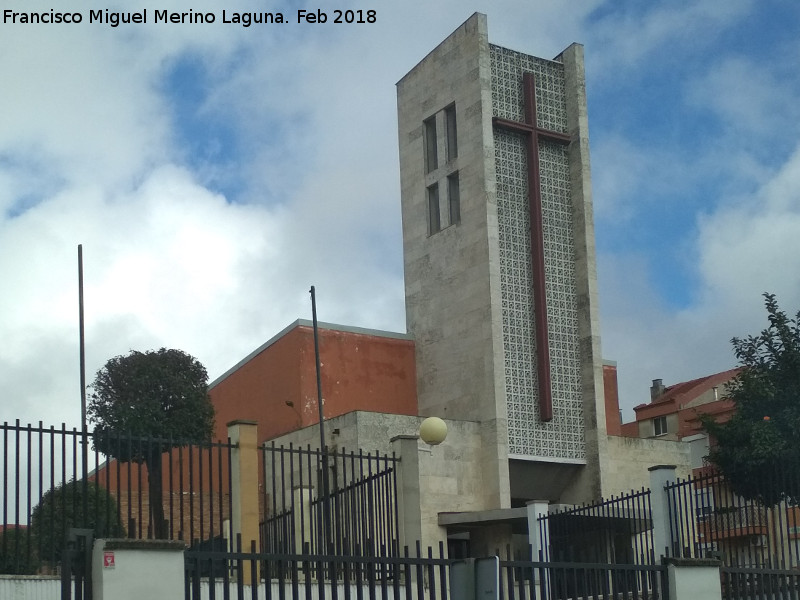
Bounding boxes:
[419,416,448,446]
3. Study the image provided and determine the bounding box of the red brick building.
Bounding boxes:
[208,320,419,444]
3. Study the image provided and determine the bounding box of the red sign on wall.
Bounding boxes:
[103,551,115,569]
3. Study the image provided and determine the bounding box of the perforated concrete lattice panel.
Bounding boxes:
[490,44,585,461]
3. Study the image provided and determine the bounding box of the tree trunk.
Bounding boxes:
[145,451,167,539]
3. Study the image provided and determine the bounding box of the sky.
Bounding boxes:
[1,0,799,431]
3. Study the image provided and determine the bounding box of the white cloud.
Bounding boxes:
[0,159,406,429]
[0,166,281,423]
[602,143,800,418]
[684,55,800,162]
[0,28,170,190]
[695,145,800,308]
[587,0,754,71]
[591,134,703,221]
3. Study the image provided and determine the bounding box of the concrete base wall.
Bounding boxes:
[0,576,59,599]
[666,558,723,600]
[603,435,692,495]
[92,539,185,600]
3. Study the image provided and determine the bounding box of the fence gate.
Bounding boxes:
[61,528,93,600]
[261,443,400,558]
[537,486,655,565]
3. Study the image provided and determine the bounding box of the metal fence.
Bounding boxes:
[721,566,800,600]
[666,469,800,569]
[261,443,399,558]
[0,419,401,579]
[186,540,669,600]
[501,558,668,600]
[538,486,655,565]
[0,419,234,576]
[534,468,800,574]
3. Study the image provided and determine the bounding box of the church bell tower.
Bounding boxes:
[397,13,608,507]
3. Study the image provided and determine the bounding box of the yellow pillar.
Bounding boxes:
[228,420,259,581]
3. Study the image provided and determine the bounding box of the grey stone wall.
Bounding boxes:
[604,435,692,495]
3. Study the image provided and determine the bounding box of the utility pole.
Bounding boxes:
[310,285,331,552]
[78,245,89,526]
[79,245,86,434]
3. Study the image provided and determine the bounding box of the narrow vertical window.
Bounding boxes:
[424,116,438,173]
[427,183,440,234]
[445,104,457,161]
[448,172,460,225]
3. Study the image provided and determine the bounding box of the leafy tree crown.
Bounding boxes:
[703,293,800,505]
[88,348,215,459]
[30,479,123,565]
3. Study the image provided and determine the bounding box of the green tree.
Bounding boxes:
[30,479,123,566]
[88,348,215,538]
[703,293,800,506]
[0,527,38,574]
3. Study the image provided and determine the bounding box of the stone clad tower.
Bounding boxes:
[397,13,608,508]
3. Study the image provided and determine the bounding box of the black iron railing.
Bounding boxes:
[721,565,800,600]
[501,555,668,600]
[260,443,399,558]
[0,420,234,575]
[186,540,669,600]
[666,469,800,569]
[538,486,655,565]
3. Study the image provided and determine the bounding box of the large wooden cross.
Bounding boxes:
[493,72,571,423]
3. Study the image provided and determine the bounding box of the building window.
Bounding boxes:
[694,488,714,521]
[423,103,459,233]
[654,416,667,436]
[448,172,460,225]
[445,104,457,161]
[424,116,438,173]
[428,183,440,234]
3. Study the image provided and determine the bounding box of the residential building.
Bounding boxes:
[621,368,739,468]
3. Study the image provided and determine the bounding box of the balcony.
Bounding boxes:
[700,505,768,541]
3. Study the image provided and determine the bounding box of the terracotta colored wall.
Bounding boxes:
[619,421,639,438]
[297,327,418,424]
[90,443,232,495]
[210,325,418,445]
[115,490,230,541]
[603,363,622,436]
[210,327,305,442]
